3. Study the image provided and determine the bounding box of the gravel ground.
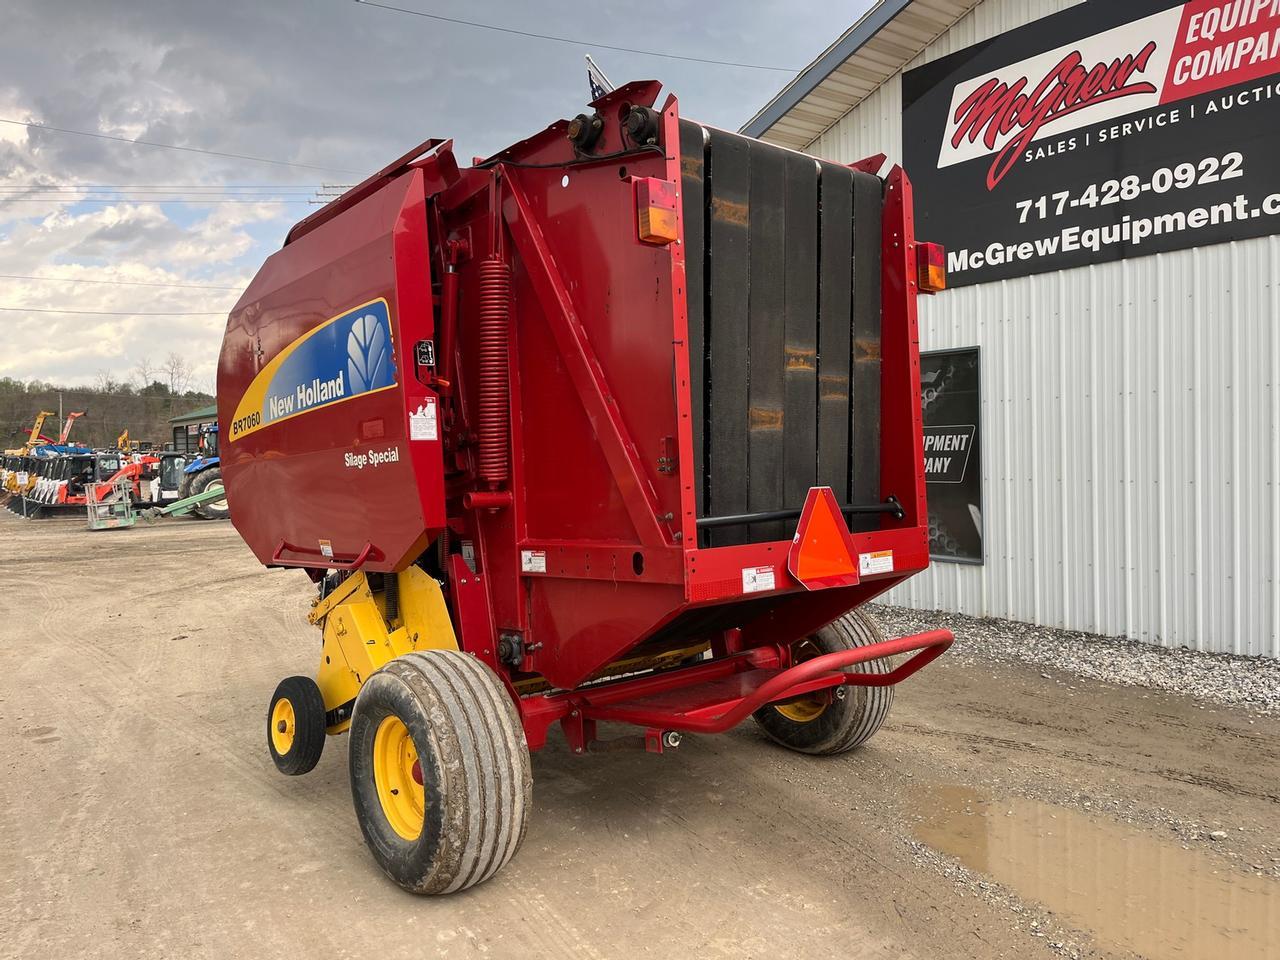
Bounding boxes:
[6,516,1278,960]
[871,603,1280,715]
[903,840,1089,960]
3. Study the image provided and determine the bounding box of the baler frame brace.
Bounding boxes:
[521,628,953,753]
[502,176,672,548]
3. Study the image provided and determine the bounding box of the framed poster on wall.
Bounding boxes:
[921,348,983,563]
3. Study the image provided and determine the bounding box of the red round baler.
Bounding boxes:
[217,81,951,894]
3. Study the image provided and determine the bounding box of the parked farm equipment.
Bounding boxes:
[177,424,226,519]
[139,482,233,522]
[16,412,90,515]
[148,451,192,507]
[11,450,111,518]
[217,83,951,894]
[1,411,57,504]
[3,423,195,520]
[56,411,86,446]
[85,476,138,530]
[20,411,54,450]
[5,441,97,519]
[64,450,188,519]
[3,411,93,516]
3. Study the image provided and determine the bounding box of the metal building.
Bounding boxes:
[169,403,217,455]
[744,0,1280,657]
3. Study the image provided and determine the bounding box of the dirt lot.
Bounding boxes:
[2,513,1277,960]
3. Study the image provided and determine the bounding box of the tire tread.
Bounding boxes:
[351,650,530,894]
[752,609,895,756]
[268,676,326,776]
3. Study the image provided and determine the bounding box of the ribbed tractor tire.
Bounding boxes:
[267,676,327,775]
[753,609,895,756]
[191,468,229,520]
[177,470,194,501]
[348,651,532,895]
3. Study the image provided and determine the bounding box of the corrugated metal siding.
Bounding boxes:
[800,0,1280,657]
[892,242,1280,659]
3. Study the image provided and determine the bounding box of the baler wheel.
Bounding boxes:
[348,651,531,894]
[191,468,229,520]
[267,676,327,775]
[753,610,895,756]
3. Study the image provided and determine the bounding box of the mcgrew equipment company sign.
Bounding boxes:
[903,0,1280,286]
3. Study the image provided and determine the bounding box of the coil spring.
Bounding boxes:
[476,257,511,486]
[436,523,450,572]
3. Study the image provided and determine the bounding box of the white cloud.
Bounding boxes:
[0,0,868,391]
[0,201,280,390]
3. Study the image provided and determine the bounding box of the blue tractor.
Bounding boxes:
[178,423,228,520]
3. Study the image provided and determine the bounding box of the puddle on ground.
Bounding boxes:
[913,785,1279,960]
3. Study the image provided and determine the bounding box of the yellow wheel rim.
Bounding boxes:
[373,716,425,841]
[773,637,831,724]
[774,695,830,723]
[271,698,296,755]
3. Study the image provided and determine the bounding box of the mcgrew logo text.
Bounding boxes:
[950,44,1159,190]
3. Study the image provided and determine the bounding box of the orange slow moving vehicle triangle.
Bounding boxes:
[787,487,861,591]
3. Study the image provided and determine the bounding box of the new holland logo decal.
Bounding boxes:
[229,298,397,441]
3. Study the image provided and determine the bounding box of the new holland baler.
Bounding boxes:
[217,81,952,894]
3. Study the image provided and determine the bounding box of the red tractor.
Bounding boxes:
[217,82,951,894]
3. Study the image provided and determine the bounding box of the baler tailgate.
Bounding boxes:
[680,122,885,547]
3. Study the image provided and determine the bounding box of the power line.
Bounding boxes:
[3,194,314,204]
[0,117,362,174]
[352,0,801,73]
[0,184,323,190]
[0,306,228,316]
[0,274,244,291]
[4,192,314,198]
[3,194,317,199]
[0,184,326,204]
[3,195,313,202]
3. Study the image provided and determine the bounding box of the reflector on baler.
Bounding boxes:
[635,176,678,244]
[788,487,860,591]
[918,241,947,293]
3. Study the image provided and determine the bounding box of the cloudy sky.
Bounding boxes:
[0,0,870,392]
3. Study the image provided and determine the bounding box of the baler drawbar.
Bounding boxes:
[217,80,951,894]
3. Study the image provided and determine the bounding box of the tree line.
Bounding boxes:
[1,353,213,450]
